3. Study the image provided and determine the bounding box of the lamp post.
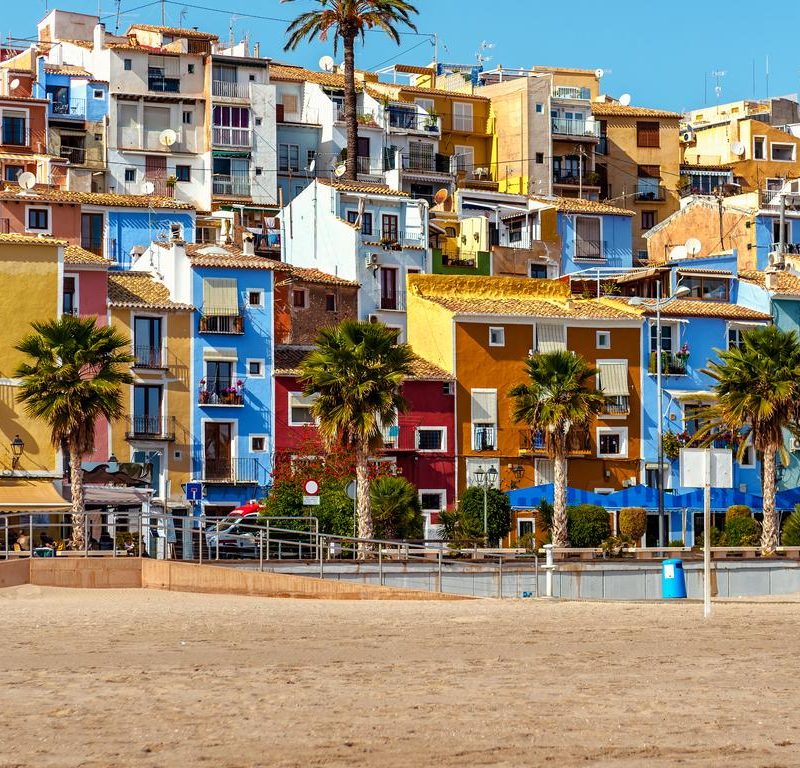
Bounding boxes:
[10,435,24,469]
[473,464,498,546]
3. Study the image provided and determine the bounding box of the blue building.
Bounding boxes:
[107,206,196,269]
[188,242,275,514]
[276,122,322,204]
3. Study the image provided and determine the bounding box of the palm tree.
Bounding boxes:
[283,0,418,181]
[298,320,416,543]
[509,350,606,548]
[370,475,423,540]
[15,316,134,549]
[692,325,800,555]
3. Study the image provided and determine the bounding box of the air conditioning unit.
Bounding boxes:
[365,253,379,268]
[368,314,379,324]
[680,128,695,143]
[475,167,489,179]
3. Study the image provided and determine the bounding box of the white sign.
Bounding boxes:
[303,495,321,506]
[303,479,320,496]
[679,448,733,489]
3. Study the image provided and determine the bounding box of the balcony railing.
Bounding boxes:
[551,117,600,137]
[363,229,425,248]
[649,351,688,375]
[519,429,591,456]
[635,185,667,202]
[381,424,417,451]
[552,85,592,100]
[132,345,167,370]
[602,396,630,416]
[199,311,245,334]
[597,136,608,155]
[198,378,245,406]
[148,73,180,93]
[60,145,86,164]
[760,188,800,209]
[387,109,441,133]
[141,178,175,198]
[473,425,497,451]
[125,415,176,441]
[48,98,86,120]
[356,156,383,176]
[203,457,262,484]
[400,153,453,174]
[553,170,600,187]
[212,126,252,147]
[375,289,407,312]
[575,240,606,261]
[440,248,481,268]
[212,80,250,99]
[212,172,251,197]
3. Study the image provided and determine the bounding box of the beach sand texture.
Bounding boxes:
[1,586,799,767]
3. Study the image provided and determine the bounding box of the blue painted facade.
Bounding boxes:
[558,211,633,274]
[754,213,800,269]
[35,58,109,121]
[190,264,273,511]
[108,210,196,269]
[276,123,321,203]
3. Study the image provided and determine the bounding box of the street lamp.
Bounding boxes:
[10,435,24,469]
[631,281,691,546]
[473,464,499,546]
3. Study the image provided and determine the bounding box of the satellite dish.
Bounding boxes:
[333,164,347,177]
[319,55,335,73]
[9,78,19,91]
[668,245,687,261]
[433,188,449,205]
[619,93,632,106]
[159,129,178,147]
[730,141,745,157]
[142,181,156,195]
[594,68,604,79]
[17,172,36,191]
[685,237,702,256]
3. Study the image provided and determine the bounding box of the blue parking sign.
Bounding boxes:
[186,482,203,502]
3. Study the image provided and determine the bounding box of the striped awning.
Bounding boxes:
[536,324,566,353]
[597,361,629,396]
[0,480,70,512]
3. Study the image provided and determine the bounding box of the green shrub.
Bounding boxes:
[567,504,610,548]
[781,507,800,546]
[442,487,512,546]
[370,476,423,540]
[618,507,647,542]
[726,505,752,524]
[600,534,634,558]
[518,532,537,553]
[722,515,761,547]
[667,538,685,547]
[693,526,723,549]
[537,500,554,533]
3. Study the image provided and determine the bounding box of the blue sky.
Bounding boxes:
[11,0,800,112]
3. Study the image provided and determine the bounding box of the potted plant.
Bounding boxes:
[198,378,209,404]
[165,175,177,188]
[424,112,439,131]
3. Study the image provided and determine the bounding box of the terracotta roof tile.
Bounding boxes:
[407,358,453,381]
[64,245,109,266]
[128,24,218,40]
[591,103,682,119]
[0,233,66,246]
[44,64,92,77]
[0,186,193,210]
[316,177,410,197]
[186,243,292,270]
[529,195,635,217]
[424,294,638,319]
[60,39,93,50]
[108,273,192,311]
[269,64,349,88]
[628,298,771,321]
[289,266,359,287]
[740,269,800,297]
[368,81,488,101]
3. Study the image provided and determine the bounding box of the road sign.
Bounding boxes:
[185,482,203,502]
[345,480,357,501]
[303,479,320,506]
[303,495,321,506]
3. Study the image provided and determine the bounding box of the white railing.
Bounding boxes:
[212,80,250,99]
[212,126,252,147]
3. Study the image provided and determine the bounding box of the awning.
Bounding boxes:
[614,267,664,284]
[597,361,629,396]
[537,323,567,353]
[665,389,716,402]
[203,346,238,361]
[64,485,150,507]
[0,480,70,512]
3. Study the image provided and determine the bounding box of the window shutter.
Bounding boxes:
[636,121,660,148]
[281,93,298,115]
[597,361,629,396]
[637,164,661,179]
[536,324,566,353]
[471,389,497,424]
[203,278,238,315]
[575,216,601,260]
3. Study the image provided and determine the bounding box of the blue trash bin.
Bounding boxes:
[661,558,687,599]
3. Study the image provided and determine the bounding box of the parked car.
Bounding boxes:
[205,504,260,558]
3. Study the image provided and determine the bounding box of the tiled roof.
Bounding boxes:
[0,233,66,246]
[107,273,192,311]
[675,267,734,276]
[425,294,639,319]
[316,176,410,197]
[128,24,218,40]
[186,243,293,271]
[44,64,91,77]
[289,266,359,287]
[591,103,682,119]
[269,64,348,88]
[529,195,635,217]
[60,39,93,50]
[368,81,488,101]
[407,358,453,381]
[0,186,193,210]
[740,269,800,297]
[534,65,599,75]
[629,298,771,321]
[64,245,109,266]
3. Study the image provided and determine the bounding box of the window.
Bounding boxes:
[529,262,547,279]
[247,359,264,378]
[597,427,628,458]
[454,144,474,173]
[471,388,497,451]
[307,149,316,169]
[772,219,790,245]
[535,152,544,164]
[249,74,256,82]
[279,143,300,172]
[281,93,299,116]
[125,167,136,182]
[683,275,729,301]
[597,361,630,415]
[255,118,262,126]
[739,443,755,467]
[289,392,317,426]
[93,89,103,99]
[415,97,435,115]
[728,326,747,350]
[182,110,192,124]
[596,331,611,349]
[517,518,535,538]
[466,458,500,488]
[325,293,336,312]
[419,491,444,511]
[2,111,26,146]
[124,58,132,70]
[753,136,766,160]
[346,209,373,236]
[247,290,263,307]
[537,324,567,353]
[292,288,307,308]
[27,207,49,232]
[416,427,445,452]
[4,164,23,181]
[535,102,543,114]
[650,323,673,354]
[637,249,648,263]
[575,215,602,260]
[641,210,656,230]
[250,435,267,452]
[63,275,77,316]
[133,316,162,367]
[133,385,163,435]
[381,214,399,241]
[187,64,195,74]
[81,212,104,256]
[637,165,661,198]
[175,164,191,182]
[636,121,660,148]
[771,143,796,162]
[488,327,505,347]
[452,101,473,132]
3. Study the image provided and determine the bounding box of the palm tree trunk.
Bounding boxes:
[342,35,358,181]
[761,446,779,555]
[69,441,85,550]
[355,445,373,550]
[552,442,568,548]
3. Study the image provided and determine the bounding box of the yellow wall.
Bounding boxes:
[0,242,61,474]
[406,285,455,375]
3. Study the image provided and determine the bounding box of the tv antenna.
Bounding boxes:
[618,93,631,106]
[319,55,335,73]
[476,40,494,66]
[159,128,178,148]
[16,171,36,196]
[711,69,726,101]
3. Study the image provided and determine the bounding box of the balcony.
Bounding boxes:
[519,429,591,456]
[473,425,497,451]
[198,378,245,406]
[381,424,417,451]
[553,170,601,188]
[117,128,188,152]
[212,171,251,198]
[48,98,86,120]
[203,457,262,484]
[552,85,592,101]
[387,109,441,134]
[148,65,180,93]
[602,396,630,416]
[59,145,86,164]
[125,415,176,441]
[635,185,667,202]
[649,351,688,375]
[574,240,606,261]
[212,126,252,148]
[132,345,168,370]
[363,229,425,249]
[356,156,383,177]
[1,125,46,151]
[400,153,453,175]
[199,311,245,334]
[374,289,407,312]
[212,80,250,99]
[551,117,600,138]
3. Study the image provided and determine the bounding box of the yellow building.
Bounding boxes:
[0,234,71,514]
[591,101,682,262]
[107,272,194,514]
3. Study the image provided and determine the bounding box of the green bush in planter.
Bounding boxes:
[667,538,685,547]
[781,507,800,546]
[618,507,647,542]
[726,505,752,523]
[567,504,610,548]
[722,516,761,547]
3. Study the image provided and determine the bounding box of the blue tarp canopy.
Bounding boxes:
[507,484,614,509]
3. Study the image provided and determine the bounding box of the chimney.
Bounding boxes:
[93,23,105,53]
[254,42,260,58]
[242,231,255,256]
[765,269,779,291]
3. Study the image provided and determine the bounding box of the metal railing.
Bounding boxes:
[60,145,86,163]
[212,172,251,197]
[356,156,383,176]
[400,153,453,174]
[364,229,425,247]
[132,345,167,369]
[473,425,496,451]
[387,109,441,133]
[519,428,591,455]
[635,185,667,202]
[198,377,245,406]
[552,85,592,100]
[148,74,180,93]
[553,170,600,186]
[125,415,176,441]
[551,117,600,137]
[602,396,630,416]
[199,311,245,334]
[48,98,86,119]
[649,351,688,375]
[212,126,252,147]
[373,289,406,312]
[380,423,418,451]
[202,457,261,483]
[212,80,250,99]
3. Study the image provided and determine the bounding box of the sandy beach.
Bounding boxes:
[1,586,799,767]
